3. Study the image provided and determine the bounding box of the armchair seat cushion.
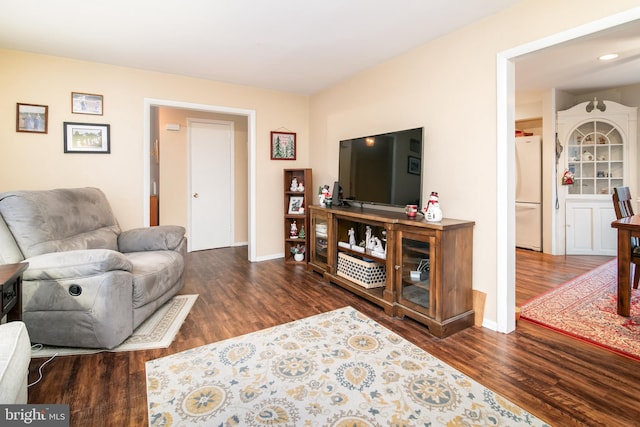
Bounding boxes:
[126,250,185,310]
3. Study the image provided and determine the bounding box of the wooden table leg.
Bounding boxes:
[617,228,631,317]
[6,276,22,321]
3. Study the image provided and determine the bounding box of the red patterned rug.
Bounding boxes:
[520,259,640,361]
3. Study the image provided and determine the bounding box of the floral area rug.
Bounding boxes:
[146,306,549,426]
[520,259,640,361]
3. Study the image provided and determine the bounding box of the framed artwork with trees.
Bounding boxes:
[271,131,296,160]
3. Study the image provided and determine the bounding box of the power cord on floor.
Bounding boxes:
[28,344,58,388]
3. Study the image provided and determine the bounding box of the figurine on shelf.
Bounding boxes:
[372,237,384,253]
[290,243,305,262]
[297,181,304,192]
[365,226,372,248]
[290,220,298,238]
[562,169,574,185]
[424,191,443,222]
[290,178,299,192]
[348,227,356,246]
[290,243,305,254]
[318,185,332,207]
[299,226,305,239]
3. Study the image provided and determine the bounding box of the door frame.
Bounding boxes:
[143,98,258,261]
[495,9,640,333]
[187,118,235,252]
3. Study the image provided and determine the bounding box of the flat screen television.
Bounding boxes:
[337,127,423,208]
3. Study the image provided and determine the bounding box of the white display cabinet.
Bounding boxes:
[558,99,637,256]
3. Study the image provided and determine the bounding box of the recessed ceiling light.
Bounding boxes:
[599,53,619,61]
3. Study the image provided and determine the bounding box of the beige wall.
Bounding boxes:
[0,49,309,258]
[309,0,640,324]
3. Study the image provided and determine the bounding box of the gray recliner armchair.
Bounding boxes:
[0,187,186,349]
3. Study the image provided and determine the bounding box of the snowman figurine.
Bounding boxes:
[424,192,443,222]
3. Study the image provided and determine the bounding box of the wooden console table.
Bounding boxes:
[308,206,474,337]
[0,263,28,322]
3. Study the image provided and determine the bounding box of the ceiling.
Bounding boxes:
[515,18,640,95]
[0,1,638,95]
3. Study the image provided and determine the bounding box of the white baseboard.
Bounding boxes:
[253,252,285,262]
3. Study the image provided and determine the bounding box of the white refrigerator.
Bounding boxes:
[515,135,542,251]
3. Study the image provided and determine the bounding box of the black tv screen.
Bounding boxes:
[338,127,423,208]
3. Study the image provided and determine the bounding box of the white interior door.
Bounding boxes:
[189,120,234,251]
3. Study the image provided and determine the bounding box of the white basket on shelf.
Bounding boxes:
[337,252,386,289]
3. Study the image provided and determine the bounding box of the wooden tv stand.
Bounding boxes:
[308,205,475,337]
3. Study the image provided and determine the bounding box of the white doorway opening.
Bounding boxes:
[496,9,640,333]
[143,98,258,261]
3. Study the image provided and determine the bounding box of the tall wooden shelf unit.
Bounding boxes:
[308,205,475,337]
[283,168,312,264]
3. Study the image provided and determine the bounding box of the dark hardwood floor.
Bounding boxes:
[26,247,639,426]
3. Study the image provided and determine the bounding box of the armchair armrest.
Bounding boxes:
[23,249,133,281]
[118,225,186,253]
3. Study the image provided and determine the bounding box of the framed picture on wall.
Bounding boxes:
[16,103,48,133]
[63,122,111,153]
[271,131,296,160]
[71,92,104,115]
[408,156,421,175]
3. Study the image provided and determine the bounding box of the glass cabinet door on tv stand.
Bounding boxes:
[396,231,435,319]
[309,208,330,273]
[393,221,475,337]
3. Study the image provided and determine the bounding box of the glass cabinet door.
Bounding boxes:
[397,232,435,318]
[310,211,329,270]
[566,120,624,195]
